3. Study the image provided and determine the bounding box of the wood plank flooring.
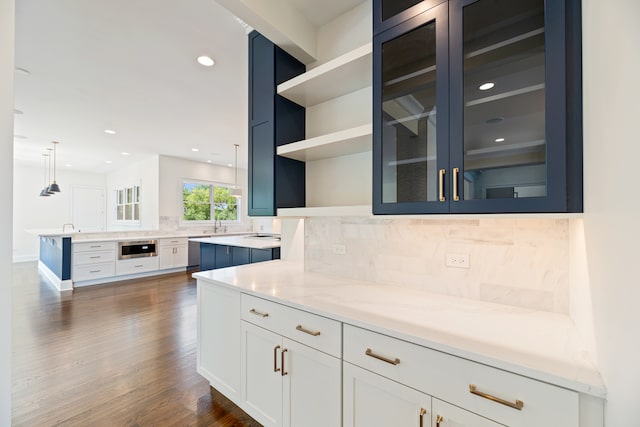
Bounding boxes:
[11,262,261,426]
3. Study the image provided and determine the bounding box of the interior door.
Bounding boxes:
[72,186,106,232]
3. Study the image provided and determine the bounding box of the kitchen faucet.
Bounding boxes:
[62,223,75,232]
[214,219,221,233]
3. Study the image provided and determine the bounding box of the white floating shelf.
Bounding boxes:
[277,205,371,217]
[277,43,372,107]
[277,124,372,162]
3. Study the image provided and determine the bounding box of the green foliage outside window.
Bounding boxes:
[183,182,238,221]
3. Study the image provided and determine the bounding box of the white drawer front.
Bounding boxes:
[73,249,116,266]
[73,262,115,282]
[343,325,578,427]
[73,241,116,253]
[115,257,159,276]
[158,237,188,247]
[241,294,341,358]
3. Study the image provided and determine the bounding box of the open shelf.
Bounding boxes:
[277,205,371,217]
[277,124,372,162]
[277,43,372,107]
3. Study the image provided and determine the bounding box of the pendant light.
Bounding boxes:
[48,141,61,192]
[45,148,55,195]
[230,144,242,198]
[39,153,51,196]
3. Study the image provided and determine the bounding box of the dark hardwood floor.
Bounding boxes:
[11,262,261,426]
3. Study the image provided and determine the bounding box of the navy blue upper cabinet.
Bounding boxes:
[373,0,583,214]
[248,31,306,216]
[374,0,447,35]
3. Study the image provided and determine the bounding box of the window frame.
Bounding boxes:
[180,178,241,225]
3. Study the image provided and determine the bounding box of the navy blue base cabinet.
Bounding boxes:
[373,0,583,214]
[199,243,280,271]
[248,31,306,216]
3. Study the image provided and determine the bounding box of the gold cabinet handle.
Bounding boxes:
[281,348,288,376]
[419,408,427,427]
[296,325,320,336]
[273,345,281,372]
[436,415,444,427]
[453,167,460,201]
[469,384,524,410]
[365,348,400,365]
[438,169,446,202]
[249,308,269,318]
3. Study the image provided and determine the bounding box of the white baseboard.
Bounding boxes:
[73,267,187,288]
[38,261,73,292]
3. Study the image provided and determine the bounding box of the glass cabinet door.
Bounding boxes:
[373,3,449,214]
[374,0,447,35]
[449,0,571,212]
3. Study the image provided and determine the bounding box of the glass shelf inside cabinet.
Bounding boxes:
[462,0,547,201]
[381,21,439,204]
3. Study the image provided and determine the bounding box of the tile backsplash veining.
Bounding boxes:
[305,217,570,313]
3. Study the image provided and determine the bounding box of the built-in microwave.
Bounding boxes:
[118,240,158,260]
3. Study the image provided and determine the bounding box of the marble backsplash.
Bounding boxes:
[305,217,570,313]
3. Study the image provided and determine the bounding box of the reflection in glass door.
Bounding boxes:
[381,21,438,204]
[462,0,546,201]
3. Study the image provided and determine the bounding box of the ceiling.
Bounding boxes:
[13,0,250,174]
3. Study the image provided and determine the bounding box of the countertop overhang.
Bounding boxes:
[193,260,605,398]
[190,235,281,250]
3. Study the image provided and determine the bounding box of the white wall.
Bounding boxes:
[0,0,13,421]
[581,0,640,424]
[13,162,106,261]
[157,155,251,232]
[106,155,159,231]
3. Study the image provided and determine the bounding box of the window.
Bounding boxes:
[182,180,239,222]
[116,185,140,222]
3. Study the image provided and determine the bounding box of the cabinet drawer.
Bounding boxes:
[73,249,115,266]
[73,241,116,253]
[158,237,188,247]
[241,294,341,358]
[115,257,159,276]
[343,325,578,427]
[73,262,115,282]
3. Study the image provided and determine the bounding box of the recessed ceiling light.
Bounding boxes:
[479,82,495,91]
[105,160,112,164]
[15,67,30,75]
[13,134,27,139]
[104,129,116,135]
[207,160,212,163]
[228,163,233,167]
[14,109,23,115]
[191,148,199,152]
[495,138,505,142]
[121,152,129,156]
[197,56,215,67]
[485,117,504,124]
[64,164,73,167]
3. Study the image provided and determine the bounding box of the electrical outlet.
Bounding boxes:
[446,253,470,269]
[332,244,347,255]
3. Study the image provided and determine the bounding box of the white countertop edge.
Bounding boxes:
[69,232,253,243]
[190,235,281,250]
[193,261,606,398]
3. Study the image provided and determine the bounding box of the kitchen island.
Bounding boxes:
[190,235,281,271]
[194,261,604,427]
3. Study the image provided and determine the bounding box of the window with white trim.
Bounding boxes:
[115,185,140,222]
[182,180,239,222]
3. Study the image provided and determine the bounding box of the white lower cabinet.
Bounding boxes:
[343,362,431,427]
[197,282,241,403]
[158,238,188,270]
[239,294,342,427]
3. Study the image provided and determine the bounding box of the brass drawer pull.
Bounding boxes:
[89,270,101,273]
[273,345,280,373]
[281,348,288,376]
[249,308,269,318]
[436,415,443,427]
[296,325,320,336]
[365,348,400,365]
[438,169,446,202]
[90,256,101,259]
[469,384,524,410]
[453,167,460,201]
[419,408,427,427]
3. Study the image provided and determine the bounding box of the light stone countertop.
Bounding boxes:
[190,235,281,250]
[193,260,606,398]
[30,229,253,242]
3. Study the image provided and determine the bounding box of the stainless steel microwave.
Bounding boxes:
[118,240,158,260]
